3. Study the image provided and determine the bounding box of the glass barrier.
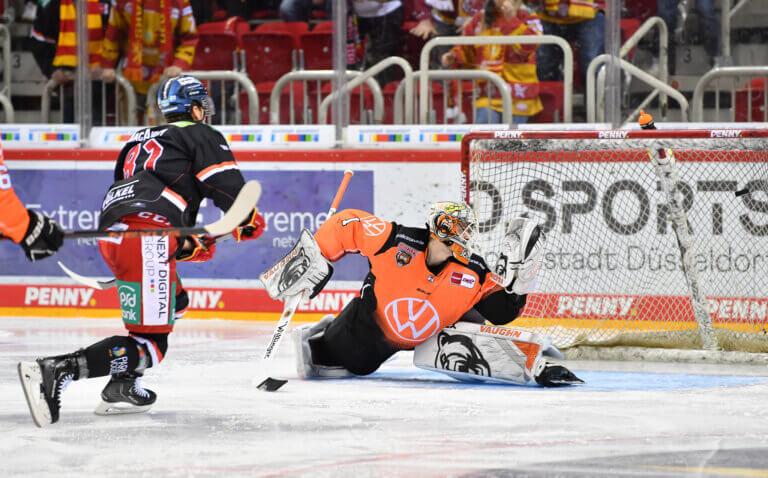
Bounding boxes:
[2,0,767,133]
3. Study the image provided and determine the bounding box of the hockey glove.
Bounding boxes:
[495,217,545,295]
[232,207,265,242]
[20,210,64,262]
[176,235,216,263]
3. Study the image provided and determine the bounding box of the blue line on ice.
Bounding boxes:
[333,368,768,392]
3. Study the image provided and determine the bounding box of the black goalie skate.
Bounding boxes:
[535,363,585,387]
[94,371,156,416]
[18,351,87,427]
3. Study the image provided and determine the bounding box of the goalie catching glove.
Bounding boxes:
[494,217,545,295]
[232,207,265,242]
[260,229,333,301]
[175,234,216,263]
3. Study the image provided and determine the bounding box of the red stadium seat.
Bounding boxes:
[299,30,332,70]
[533,81,565,123]
[313,21,334,32]
[193,32,238,70]
[239,83,307,124]
[254,21,309,39]
[241,31,298,86]
[735,78,768,122]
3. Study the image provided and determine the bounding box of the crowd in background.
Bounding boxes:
[17,0,722,124]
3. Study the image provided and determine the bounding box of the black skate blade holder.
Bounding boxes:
[257,377,287,392]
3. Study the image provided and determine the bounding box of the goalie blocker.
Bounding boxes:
[261,229,334,302]
[413,322,582,386]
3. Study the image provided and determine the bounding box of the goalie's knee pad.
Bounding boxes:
[292,315,352,379]
[413,322,580,386]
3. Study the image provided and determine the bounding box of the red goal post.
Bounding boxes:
[461,129,768,362]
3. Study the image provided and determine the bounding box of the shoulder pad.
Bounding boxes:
[393,225,429,251]
[375,224,429,255]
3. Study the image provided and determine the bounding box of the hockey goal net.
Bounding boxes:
[461,129,768,359]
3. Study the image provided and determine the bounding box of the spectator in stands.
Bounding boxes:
[279,0,330,22]
[410,0,484,123]
[657,0,720,73]
[442,0,543,124]
[529,0,604,86]
[100,0,199,123]
[352,0,404,86]
[29,0,109,123]
[410,0,483,65]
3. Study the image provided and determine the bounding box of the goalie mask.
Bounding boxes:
[427,201,479,264]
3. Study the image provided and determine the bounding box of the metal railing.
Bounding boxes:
[269,70,384,125]
[0,24,13,122]
[419,35,573,124]
[593,16,669,123]
[692,66,768,122]
[721,0,754,61]
[146,70,258,126]
[41,74,136,125]
[393,70,513,125]
[586,55,689,123]
[320,57,413,124]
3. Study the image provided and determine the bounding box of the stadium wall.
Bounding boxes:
[1,149,459,320]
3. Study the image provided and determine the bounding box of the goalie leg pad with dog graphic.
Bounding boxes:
[413,322,582,386]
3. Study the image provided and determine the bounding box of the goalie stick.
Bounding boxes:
[1,180,262,241]
[256,170,354,392]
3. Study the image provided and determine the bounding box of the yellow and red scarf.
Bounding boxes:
[122,0,173,83]
[52,0,103,68]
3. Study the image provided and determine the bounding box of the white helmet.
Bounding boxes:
[427,201,479,264]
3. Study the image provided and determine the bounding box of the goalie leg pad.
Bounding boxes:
[292,315,352,379]
[414,322,579,386]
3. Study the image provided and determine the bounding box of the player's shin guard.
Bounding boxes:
[292,315,352,378]
[17,350,88,427]
[413,322,583,387]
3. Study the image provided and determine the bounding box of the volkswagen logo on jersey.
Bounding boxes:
[360,216,386,236]
[384,297,441,343]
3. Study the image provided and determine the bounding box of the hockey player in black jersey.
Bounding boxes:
[18,76,265,427]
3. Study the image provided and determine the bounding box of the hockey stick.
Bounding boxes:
[1,181,261,242]
[57,234,235,290]
[256,169,354,392]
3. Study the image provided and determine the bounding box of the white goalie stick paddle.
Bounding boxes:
[256,169,354,392]
[55,180,261,289]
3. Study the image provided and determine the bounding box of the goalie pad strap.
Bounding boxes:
[413,322,559,386]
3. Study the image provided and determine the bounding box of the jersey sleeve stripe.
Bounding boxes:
[196,161,240,182]
[161,188,188,211]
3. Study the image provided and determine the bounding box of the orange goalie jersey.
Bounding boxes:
[314,209,506,349]
[0,150,30,243]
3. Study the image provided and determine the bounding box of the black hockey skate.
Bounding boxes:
[95,371,156,416]
[535,363,584,387]
[18,351,87,427]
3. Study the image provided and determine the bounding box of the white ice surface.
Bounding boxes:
[2,317,768,477]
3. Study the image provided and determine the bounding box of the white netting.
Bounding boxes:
[465,134,768,352]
